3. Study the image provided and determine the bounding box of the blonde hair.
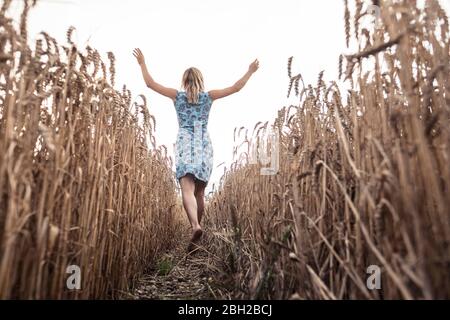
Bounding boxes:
[182,67,205,104]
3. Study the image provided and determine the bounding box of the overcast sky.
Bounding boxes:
[9,0,450,191]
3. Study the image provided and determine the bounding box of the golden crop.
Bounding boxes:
[0,0,182,299]
[206,0,450,300]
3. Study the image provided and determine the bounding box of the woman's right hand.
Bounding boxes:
[249,59,260,74]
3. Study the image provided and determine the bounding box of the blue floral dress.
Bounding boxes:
[174,91,214,184]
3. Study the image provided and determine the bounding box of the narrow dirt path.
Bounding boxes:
[124,226,229,300]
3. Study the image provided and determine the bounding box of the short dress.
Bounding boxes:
[174,91,214,184]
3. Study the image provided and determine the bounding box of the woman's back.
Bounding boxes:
[174,91,213,132]
[174,91,214,185]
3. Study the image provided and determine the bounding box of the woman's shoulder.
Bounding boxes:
[180,91,209,95]
[176,91,212,103]
[202,91,212,100]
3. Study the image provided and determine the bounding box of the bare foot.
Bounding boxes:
[187,228,203,252]
[191,228,203,243]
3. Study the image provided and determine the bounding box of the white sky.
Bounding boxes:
[8,0,450,192]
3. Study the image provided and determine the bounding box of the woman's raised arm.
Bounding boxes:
[208,59,260,101]
[133,48,178,101]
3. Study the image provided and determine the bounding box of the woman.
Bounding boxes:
[133,48,259,250]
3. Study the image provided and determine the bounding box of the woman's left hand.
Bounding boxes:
[133,48,146,65]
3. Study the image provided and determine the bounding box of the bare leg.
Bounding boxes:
[194,180,207,225]
[179,175,203,243]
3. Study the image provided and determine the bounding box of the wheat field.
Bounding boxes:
[0,0,182,299]
[206,0,450,300]
[1,0,449,300]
